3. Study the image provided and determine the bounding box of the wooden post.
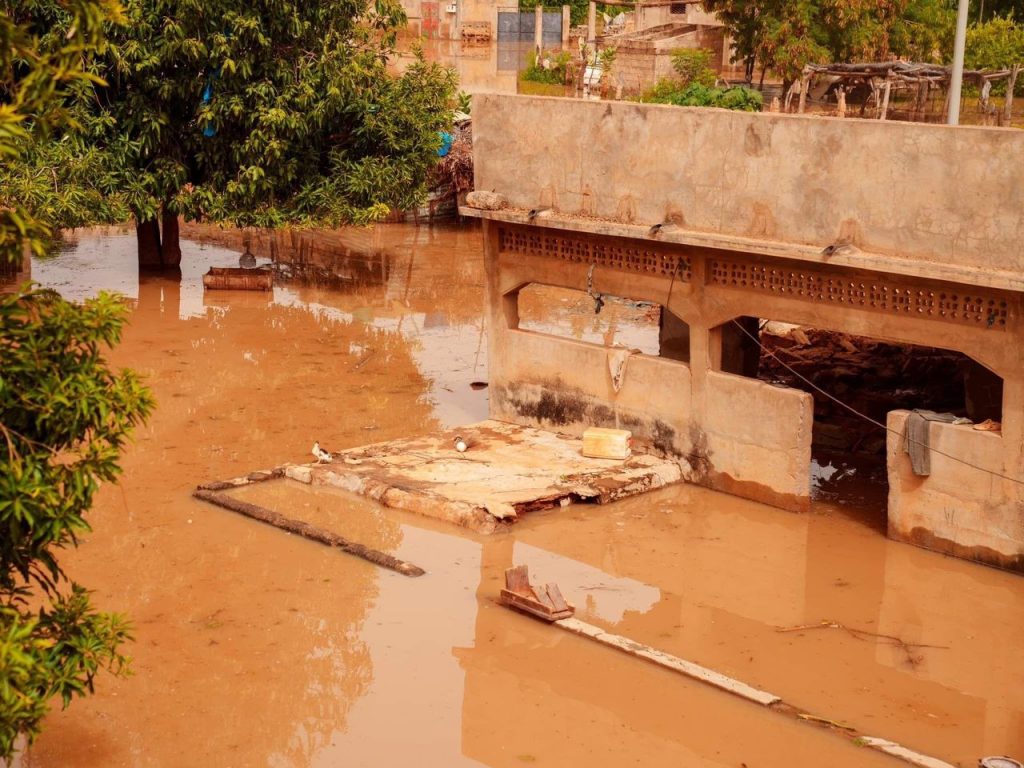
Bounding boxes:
[535,3,543,54]
[770,95,780,113]
[193,488,426,576]
[1004,64,1020,125]
[836,87,846,118]
[587,0,596,43]
[879,78,892,120]
[562,4,570,44]
[797,73,810,113]
[915,80,929,118]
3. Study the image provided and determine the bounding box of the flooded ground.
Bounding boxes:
[21,222,1024,767]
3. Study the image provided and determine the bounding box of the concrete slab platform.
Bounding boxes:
[285,420,683,533]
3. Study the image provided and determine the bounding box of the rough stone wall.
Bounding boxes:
[613,48,658,95]
[472,95,1024,277]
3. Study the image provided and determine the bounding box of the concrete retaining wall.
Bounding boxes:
[472,95,1024,570]
[473,95,1024,279]
[887,411,1023,570]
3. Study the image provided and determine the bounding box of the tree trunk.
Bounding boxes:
[161,207,182,268]
[136,218,162,269]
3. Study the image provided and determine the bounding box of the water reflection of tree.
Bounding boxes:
[73,272,417,766]
[180,221,486,326]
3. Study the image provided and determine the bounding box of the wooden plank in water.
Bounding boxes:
[500,566,574,621]
[505,565,530,593]
[193,488,425,577]
[500,588,574,621]
[202,267,272,291]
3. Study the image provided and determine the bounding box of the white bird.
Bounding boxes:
[453,435,468,453]
[312,441,333,464]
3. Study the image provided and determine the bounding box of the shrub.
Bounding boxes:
[0,287,153,757]
[966,16,1024,95]
[641,81,764,111]
[670,48,718,88]
[522,49,572,85]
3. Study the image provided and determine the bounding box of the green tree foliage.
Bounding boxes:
[520,0,588,27]
[703,0,954,85]
[966,14,1024,68]
[1,5,153,756]
[0,286,153,758]
[967,14,1024,94]
[973,0,1024,22]
[670,49,719,88]
[67,0,456,268]
[0,1,127,264]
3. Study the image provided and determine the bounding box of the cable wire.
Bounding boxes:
[725,317,1024,487]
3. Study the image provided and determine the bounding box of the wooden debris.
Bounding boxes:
[193,488,425,577]
[499,565,574,621]
[196,466,288,491]
[546,614,954,767]
[202,267,272,291]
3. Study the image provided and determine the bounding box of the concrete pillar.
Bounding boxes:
[659,311,691,363]
[535,3,543,53]
[562,4,570,44]
[587,0,596,43]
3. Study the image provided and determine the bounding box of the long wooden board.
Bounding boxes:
[193,488,425,577]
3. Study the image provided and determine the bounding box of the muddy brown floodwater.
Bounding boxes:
[21,222,1024,768]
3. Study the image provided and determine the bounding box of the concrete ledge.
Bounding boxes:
[286,421,683,534]
[461,206,1024,294]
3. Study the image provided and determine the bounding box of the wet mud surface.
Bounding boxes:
[22,223,1024,767]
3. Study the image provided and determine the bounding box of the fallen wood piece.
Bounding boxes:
[193,488,425,577]
[197,466,288,491]
[202,266,272,291]
[505,564,530,593]
[499,565,574,621]
[554,617,781,706]
[507,598,957,768]
[550,615,958,768]
[797,713,855,730]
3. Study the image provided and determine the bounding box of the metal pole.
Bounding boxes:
[947,0,970,126]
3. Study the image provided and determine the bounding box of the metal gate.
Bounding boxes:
[496,10,562,42]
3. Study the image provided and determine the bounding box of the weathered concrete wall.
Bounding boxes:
[472,95,1024,278]
[471,95,1024,571]
[484,225,819,510]
[704,372,813,511]
[636,3,721,30]
[887,411,1023,570]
